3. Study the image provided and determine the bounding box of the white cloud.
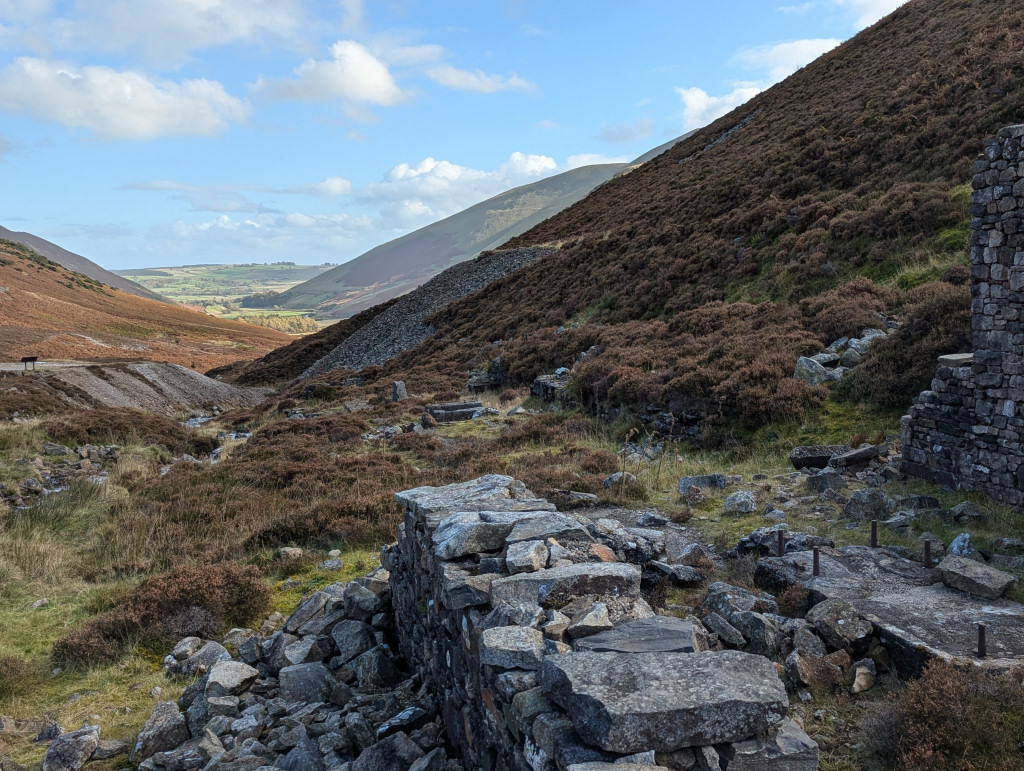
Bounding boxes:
[734,38,841,81]
[676,35,841,132]
[426,65,536,94]
[43,0,307,65]
[281,176,354,197]
[255,40,406,108]
[360,151,558,223]
[566,153,630,169]
[123,181,264,212]
[0,58,249,139]
[833,0,908,28]
[598,117,655,144]
[676,84,762,132]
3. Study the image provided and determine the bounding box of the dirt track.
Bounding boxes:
[0,360,271,415]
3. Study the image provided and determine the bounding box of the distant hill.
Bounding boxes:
[0,225,166,302]
[0,239,290,370]
[271,163,628,318]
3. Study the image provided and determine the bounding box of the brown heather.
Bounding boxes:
[305,0,1022,433]
[52,562,270,665]
[42,408,219,456]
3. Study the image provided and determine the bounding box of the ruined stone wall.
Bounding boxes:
[902,125,1024,504]
[384,475,815,771]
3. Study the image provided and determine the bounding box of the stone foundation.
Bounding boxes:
[902,125,1024,504]
[383,475,816,771]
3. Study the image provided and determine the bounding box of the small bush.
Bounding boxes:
[52,562,270,665]
[860,661,1024,770]
[42,408,217,456]
[777,584,811,617]
[0,654,31,699]
[839,281,971,409]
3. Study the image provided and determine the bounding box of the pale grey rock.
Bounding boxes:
[441,564,498,609]
[131,702,188,764]
[480,626,546,670]
[278,662,335,703]
[702,612,746,648]
[350,645,402,689]
[843,489,896,520]
[506,513,594,545]
[793,357,829,386]
[540,651,787,753]
[724,490,757,514]
[395,475,554,524]
[507,540,550,574]
[351,732,424,771]
[937,555,1017,599]
[567,603,613,639]
[573,615,702,654]
[947,532,981,560]
[805,598,873,655]
[433,512,513,559]
[42,726,99,771]
[205,660,258,698]
[721,717,819,770]
[330,620,377,664]
[490,563,641,607]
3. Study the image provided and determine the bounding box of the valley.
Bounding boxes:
[3,1,1024,770]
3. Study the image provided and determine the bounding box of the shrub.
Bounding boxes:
[52,562,270,665]
[777,584,811,618]
[0,654,31,699]
[42,408,217,456]
[838,281,971,409]
[860,661,1024,770]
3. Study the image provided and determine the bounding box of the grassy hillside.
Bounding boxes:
[0,225,165,303]
[337,0,1015,438]
[0,240,290,369]
[271,163,628,318]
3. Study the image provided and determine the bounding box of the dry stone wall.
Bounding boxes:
[384,475,817,771]
[903,125,1024,504]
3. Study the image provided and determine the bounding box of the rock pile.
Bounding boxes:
[1,443,117,509]
[300,247,555,380]
[792,325,894,386]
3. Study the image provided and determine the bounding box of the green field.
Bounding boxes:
[115,262,335,333]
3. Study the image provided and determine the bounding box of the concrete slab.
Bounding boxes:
[755,545,1024,674]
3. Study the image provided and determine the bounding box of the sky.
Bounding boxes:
[0,0,909,270]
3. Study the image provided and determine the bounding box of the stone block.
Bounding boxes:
[539,651,787,753]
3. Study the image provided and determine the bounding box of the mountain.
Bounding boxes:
[0,225,166,302]
[271,162,629,318]
[0,238,290,370]
[273,0,1009,435]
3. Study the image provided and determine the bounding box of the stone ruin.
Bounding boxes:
[902,125,1024,504]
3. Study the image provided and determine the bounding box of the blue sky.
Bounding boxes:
[0,0,907,269]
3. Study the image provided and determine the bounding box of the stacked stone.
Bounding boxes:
[385,475,817,771]
[903,125,1024,504]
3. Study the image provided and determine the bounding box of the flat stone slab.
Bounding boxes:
[755,545,1024,673]
[573,615,702,654]
[937,555,1017,599]
[490,563,641,607]
[938,353,974,367]
[506,512,595,545]
[540,651,787,753]
[396,475,554,525]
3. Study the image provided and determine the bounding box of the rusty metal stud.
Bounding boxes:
[924,538,932,567]
[778,528,786,558]
[978,623,987,659]
[812,546,820,577]
[870,519,878,548]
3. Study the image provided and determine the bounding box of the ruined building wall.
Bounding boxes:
[902,125,1024,504]
[383,475,814,771]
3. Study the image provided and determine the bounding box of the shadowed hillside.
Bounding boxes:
[0,239,290,370]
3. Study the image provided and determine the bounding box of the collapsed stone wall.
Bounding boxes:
[902,125,1024,504]
[384,475,816,771]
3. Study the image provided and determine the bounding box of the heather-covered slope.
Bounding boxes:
[0,239,290,370]
[0,225,165,302]
[366,0,1013,430]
